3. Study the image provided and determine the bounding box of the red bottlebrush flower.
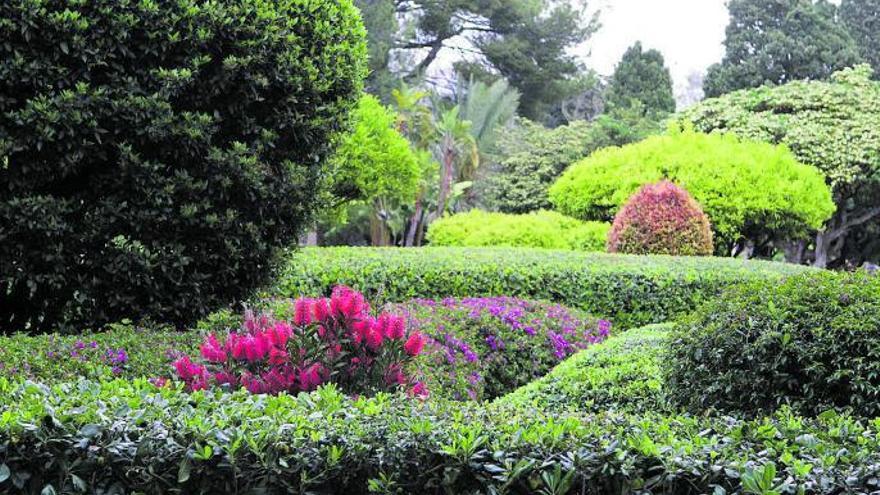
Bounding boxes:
[384,363,407,386]
[200,334,228,363]
[299,363,326,391]
[385,314,405,340]
[173,356,205,382]
[293,298,313,326]
[262,368,292,394]
[241,334,269,362]
[242,373,268,394]
[350,317,373,344]
[365,326,384,351]
[268,346,289,366]
[404,332,425,356]
[213,370,238,387]
[266,322,291,348]
[312,298,331,323]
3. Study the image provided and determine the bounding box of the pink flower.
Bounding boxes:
[200,334,228,363]
[242,334,269,362]
[213,370,238,387]
[265,322,291,348]
[365,326,384,351]
[312,298,331,323]
[410,381,429,398]
[383,314,405,340]
[294,298,313,326]
[384,364,407,386]
[404,332,425,356]
[173,356,206,382]
[298,363,325,391]
[242,373,268,394]
[268,346,289,366]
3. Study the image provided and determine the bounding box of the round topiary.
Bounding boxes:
[0,0,367,333]
[607,181,713,256]
[665,272,880,417]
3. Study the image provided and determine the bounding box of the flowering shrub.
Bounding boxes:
[396,297,610,400]
[173,286,427,397]
[607,180,713,256]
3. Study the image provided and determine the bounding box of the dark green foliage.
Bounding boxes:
[482,115,660,214]
[499,324,669,414]
[666,272,880,417]
[0,0,367,333]
[275,247,814,329]
[841,0,880,78]
[607,42,676,116]
[704,0,862,97]
[3,380,880,494]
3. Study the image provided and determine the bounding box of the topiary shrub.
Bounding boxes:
[666,272,880,417]
[0,0,367,333]
[426,209,610,251]
[607,181,713,256]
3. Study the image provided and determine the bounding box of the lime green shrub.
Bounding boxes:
[549,127,835,252]
[427,210,609,251]
[608,181,713,255]
[276,247,814,329]
[498,324,669,413]
[666,272,880,417]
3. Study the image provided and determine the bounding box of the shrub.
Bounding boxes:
[0,0,367,333]
[548,126,835,253]
[276,247,814,329]
[395,297,609,400]
[666,272,880,417]
[2,381,880,494]
[0,323,199,382]
[499,324,669,414]
[174,286,426,397]
[608,181,713,255]
[427,210,609,251]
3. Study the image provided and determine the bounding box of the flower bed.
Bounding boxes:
[396,297,609,400]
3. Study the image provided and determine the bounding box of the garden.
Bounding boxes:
[2,0,880,494]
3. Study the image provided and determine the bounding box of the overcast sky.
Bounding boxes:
[580,0,730,102]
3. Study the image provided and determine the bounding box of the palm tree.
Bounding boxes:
[431,106,479,221]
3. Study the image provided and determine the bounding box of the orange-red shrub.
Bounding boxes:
[607,181,713,256]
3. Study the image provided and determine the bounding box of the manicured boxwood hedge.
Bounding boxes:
[2,379,880,494]
[498,324,669,414]
[275,247,814,329]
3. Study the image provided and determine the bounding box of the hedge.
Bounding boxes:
[275,247,814,329]
[1,380,880,494]
[498,324,669,414]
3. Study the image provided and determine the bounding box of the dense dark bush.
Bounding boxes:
[666,272,880,417]
[0,0,367,333]
[276,247,814,329]
[2,380,880,494]
[607,181,713,256]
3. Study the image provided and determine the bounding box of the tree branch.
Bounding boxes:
[826,205,880,240]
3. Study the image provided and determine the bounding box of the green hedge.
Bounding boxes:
[498,324,669,413]
[426,210,610,251]
[275,247,814,329]
[1,380,880,494]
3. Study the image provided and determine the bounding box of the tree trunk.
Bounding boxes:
[781,239,807,265]
[434,138,455,220]
[369,201,390,247]
[405,191,424,247]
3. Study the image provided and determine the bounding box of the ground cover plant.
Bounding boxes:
[395,297,610,400]
[277,246,814,329]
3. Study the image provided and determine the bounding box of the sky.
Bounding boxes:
[580,0,730,105]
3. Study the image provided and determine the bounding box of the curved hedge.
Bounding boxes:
[275,247,814,329]
[426,210,609,251]
[498,324,669,414]
[2,380,880,494]
[666,271,880,417]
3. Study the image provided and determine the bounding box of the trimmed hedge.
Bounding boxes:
[666,271,880,417]
[2,380,880,494]
[426,210,610,251]
[498,324,668,414]
[275,247,814,329]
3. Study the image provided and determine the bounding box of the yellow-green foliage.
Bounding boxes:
[549,127,836,250]
[426,210,610,251]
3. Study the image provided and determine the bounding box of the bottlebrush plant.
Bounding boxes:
[173,286,427,397]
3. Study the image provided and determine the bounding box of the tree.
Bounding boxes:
[682,65,880,267]
[357,0,595,121]
[482,110,662,214]
[329,95,423,246]
[354,0,399,98]
[606,42,676,116]
[549,127,835,256]
[0,0,367,333]
[840,0,880,78]
[704,0,862,97]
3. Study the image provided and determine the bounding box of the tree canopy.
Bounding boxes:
[704,0,862,97]
[840,0,880,78]
[549,127,835,255]
[607,42,676,116]
[682,65,880,267]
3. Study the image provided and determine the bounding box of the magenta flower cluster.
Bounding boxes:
[172,286,428,397]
